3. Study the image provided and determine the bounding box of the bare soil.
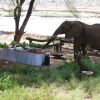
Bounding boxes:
[0,32,100,69]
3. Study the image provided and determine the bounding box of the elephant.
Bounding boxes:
[43,20,100,60]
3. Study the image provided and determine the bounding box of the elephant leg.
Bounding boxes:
[81,44,87,55]
[74,44,81,60]
[74,38,81,60]
[74,38,88,71]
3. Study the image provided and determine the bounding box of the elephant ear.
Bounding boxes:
[67,21,83,37]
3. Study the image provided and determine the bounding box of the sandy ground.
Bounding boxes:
[0,16,100,68]
[0,32,100,69]
[1,16,100,36]
[0,31,74,68]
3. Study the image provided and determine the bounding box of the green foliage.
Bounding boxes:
[0,43,5,48]
[0,58,100,99]
[0,43,9,48]
[0,41,46,49]
[29,42,44,48]
[10,41,44,48]
[11,41,29,48]
[0,71,17,91]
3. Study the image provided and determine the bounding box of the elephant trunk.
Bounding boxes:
[42,34,57,48]
[42,24,63,48]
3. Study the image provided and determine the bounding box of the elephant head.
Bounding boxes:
[43,20,83,48]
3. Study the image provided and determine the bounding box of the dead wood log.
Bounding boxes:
[26,37,100,56]
[26,37,49,43]
[26,37,74,43]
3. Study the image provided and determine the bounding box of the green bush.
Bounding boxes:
[29,42,44,48]
[0,57,100,99]
[10,41,44,48]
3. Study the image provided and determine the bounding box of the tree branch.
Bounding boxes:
[14,0,25,34]
[19,0,35,33]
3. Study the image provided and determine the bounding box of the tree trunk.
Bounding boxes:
[14,31,24,43]
[14,0,35,43]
